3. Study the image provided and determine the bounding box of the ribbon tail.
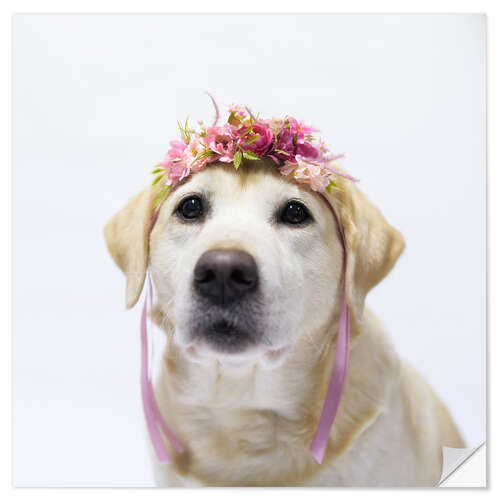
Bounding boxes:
[140,276,184,463]
[309,299,351,464]
[150,389,185,454]
[325,163,359,182]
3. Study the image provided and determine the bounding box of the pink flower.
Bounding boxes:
[159,140,191,186]
[168,140,187,158]
[166,160,190,186]
[281,155,331,192]
[274,128,296,161]
[183,136,210,172]
[203,125,236,162]
[239,124,274,157]
[295,141,320,159]
[279,161,297,176]
[287,117,317,144]
[160,140,187,167]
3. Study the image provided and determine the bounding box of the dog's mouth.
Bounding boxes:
[198,317,255,353]
[211,318,239,337]
[179,306,292,367]
[179,291,292,365]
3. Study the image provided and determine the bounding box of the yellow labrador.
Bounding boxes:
[104,160,464,486]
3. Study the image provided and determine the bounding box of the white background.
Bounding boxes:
[12,14,486,486]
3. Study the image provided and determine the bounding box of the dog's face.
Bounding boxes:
[105,160,405,368]
[149,163,343,366]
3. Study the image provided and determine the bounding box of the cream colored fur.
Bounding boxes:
[104,161,464,486]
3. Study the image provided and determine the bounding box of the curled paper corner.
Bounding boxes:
[438,443,486,486]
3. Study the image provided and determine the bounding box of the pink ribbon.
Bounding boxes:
[140,275,184,463]
[308,195,351,464]
[140,195,350,465]
[309,297,350,464]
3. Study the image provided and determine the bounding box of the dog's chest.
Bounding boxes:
[155,358,324,485]
[157,406,320,486]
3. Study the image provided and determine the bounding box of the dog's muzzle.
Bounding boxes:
[191,248,260,350]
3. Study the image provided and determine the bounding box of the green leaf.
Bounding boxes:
[242,151,260,161]
[152,174,164,185]
[274,149,290,156]
[184,117,191,143]
[233,150,242,169]
[228,111,236,124]
[191,148,214,166]
[326,179,338,193]
[177,120,184,136]
[151,168,163,174]
[293,133,298,146]
[244,135,260,145]
[177,117,192,144]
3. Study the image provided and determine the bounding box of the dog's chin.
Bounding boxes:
[185,342,290,370]
[175,325,291,369]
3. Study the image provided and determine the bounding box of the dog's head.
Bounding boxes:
[104,160,404,367]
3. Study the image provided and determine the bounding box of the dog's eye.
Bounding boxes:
[280,201,311,225]
[176,196,204,221]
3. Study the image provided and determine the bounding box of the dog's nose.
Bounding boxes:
[193,249,258,305]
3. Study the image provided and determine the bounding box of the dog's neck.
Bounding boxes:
[154,327,334,485]
[162,333,330,416]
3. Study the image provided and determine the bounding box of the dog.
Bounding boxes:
[104,159,465,486]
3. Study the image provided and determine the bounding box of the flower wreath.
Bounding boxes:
[152,95,357,207]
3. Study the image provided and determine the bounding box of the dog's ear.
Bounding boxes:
[104,186,157,309]
[326,181,405,322]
